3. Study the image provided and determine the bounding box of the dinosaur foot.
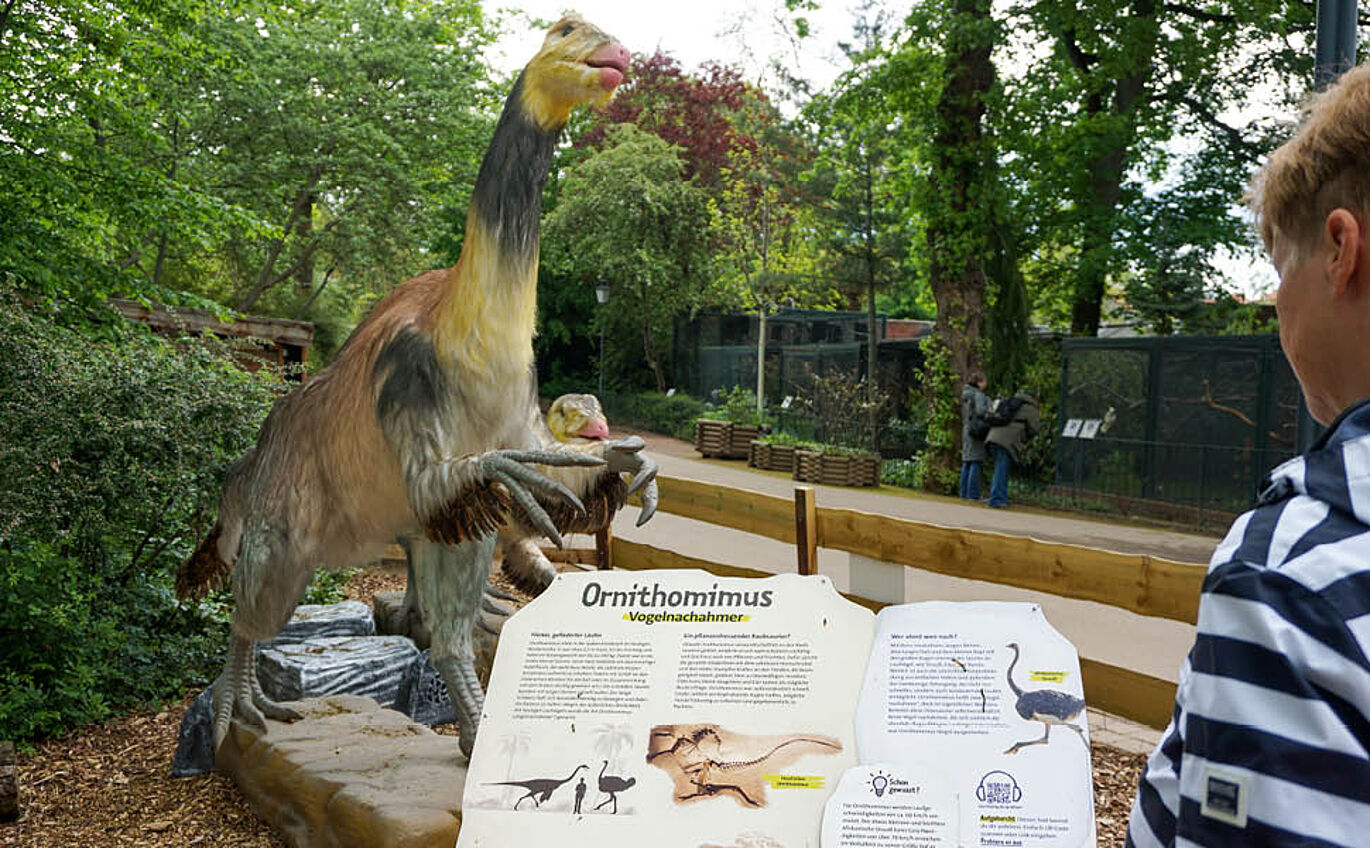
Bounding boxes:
[478,588,517,636]
[212,635,303,750]
[432,654,485,759]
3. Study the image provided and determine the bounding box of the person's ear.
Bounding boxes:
[1324,208,1363,298]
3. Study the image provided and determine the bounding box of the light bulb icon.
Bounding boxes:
[871,774,889,797]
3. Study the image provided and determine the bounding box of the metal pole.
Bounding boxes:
[598,321,606,395]
[1315,0,1359,89]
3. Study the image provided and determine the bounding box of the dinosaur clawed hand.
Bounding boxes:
[600,436,659,525]
[479,448,604,548]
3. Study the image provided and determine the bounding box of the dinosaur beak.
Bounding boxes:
[586,42,630,91]
[577,416,609,440]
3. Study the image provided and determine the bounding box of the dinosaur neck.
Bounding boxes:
[598,761,608,779]
[1006,646,1025,698]
[569,764,587,783]
[434,71,561,374]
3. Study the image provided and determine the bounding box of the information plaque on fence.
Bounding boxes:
[853,602,1096,847]
[457,570,876,848]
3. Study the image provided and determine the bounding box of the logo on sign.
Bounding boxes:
[976,770,1023,805]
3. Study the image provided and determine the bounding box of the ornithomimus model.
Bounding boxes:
[1002,642,1087,754]
[501,393,648,593]
[178,15,653,758]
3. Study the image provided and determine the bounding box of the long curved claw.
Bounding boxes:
[600,437,658,525]
[486,453,587,515]
[489,468,565,547]
[481,591,515,618]
[432,654,485,759]
[635,478,659,526]
[484,583,521,603]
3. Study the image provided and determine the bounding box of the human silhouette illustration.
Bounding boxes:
[574,776,586,814]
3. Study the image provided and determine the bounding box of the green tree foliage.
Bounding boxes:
[0,297,279,740]
[997,0,1361,335]
[543,125,714,392]
[1,0,495,343]
[802,10,918,390]
[188,0,495,315]
[0,0,236,309]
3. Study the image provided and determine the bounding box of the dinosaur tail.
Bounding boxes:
[176,521,232,601]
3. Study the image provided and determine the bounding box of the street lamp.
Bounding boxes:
[595,281,611,394]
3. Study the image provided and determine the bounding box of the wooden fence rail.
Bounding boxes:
[609,475,1206,730]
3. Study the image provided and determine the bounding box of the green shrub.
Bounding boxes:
[881,459,919,488]
[702,386,765,427]
[0,298,279,741]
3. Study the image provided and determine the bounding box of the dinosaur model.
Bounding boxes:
[501,393,641,593]
[177,14,654,759]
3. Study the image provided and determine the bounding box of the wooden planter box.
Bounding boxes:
[695,419,752,459]
[793,449,881,487]
[748,440,797,472]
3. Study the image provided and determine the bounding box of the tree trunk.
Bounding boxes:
[926,0,995,383]
[756,304,767,415]
[1064,0,1158,336]
[238,168,322,312]
[923,0,996,487]
[0,740,17,822]
[642,321,667,393]
[296,193,315,292]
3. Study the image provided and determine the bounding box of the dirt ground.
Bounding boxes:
[1,568,1147,847]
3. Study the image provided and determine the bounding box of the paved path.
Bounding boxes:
[591,429,1220,699]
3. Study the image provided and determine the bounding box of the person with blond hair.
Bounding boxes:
[1128,65,1370,847]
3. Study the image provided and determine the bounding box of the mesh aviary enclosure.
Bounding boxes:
[1056,335,1319,519]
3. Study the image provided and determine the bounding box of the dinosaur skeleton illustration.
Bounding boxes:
[646,724,841,808]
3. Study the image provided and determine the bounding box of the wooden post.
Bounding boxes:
[596,525,613,571]
[0,740,17,822]
[795,485,818,575]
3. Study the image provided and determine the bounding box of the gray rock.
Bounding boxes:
[395,649,457,726]
[257,635,419,709]
[171,686,216,777]
[272,600,375,643]
[372,590,431,649]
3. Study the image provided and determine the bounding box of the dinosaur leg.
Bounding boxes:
[411,533,496,759]
[1004,723,1052,755]
[213,520,311,750]
[500,531,558,595]
[400,536,512,639]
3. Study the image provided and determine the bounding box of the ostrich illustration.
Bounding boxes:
[593,760,636,814]
[487,764,588,810]
[1002,642,1087,755]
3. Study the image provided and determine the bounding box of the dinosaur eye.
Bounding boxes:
[560,24,574,36]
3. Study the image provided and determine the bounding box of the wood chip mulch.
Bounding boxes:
[1,567,1148,847]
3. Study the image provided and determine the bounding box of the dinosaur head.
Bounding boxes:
[520,13,629,130]
[547,393,609,442]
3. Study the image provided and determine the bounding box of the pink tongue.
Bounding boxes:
[579,418,610,439]
[598,67,624,90]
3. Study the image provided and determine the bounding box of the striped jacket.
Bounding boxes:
[1128,399,1370,847]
